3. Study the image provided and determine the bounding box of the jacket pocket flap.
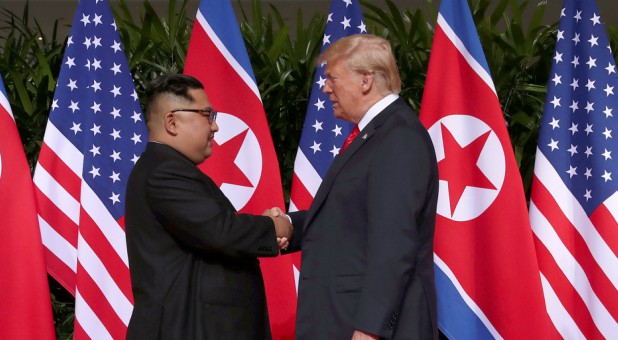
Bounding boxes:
[336,274,364,293]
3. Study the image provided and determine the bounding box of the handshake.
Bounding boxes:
[263,207,292,250]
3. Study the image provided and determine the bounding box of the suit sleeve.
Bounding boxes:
[354,125,435,337]
[145,159,278,258]
[281,210,306,254]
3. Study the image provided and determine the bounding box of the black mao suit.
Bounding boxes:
[287,97,439,339]
[125,142,278,339]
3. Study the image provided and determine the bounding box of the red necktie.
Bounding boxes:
[340,125,360,153]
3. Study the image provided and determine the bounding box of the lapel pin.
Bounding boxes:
[362,134,368,139]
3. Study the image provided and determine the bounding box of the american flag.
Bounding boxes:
[32,0,147,338]
[289,0,365,213]
[530,0,618,338]
[0,76,55,339]
[419,0,558,337]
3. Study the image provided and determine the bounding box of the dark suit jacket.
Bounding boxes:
[286,98,439,339]
[125,142,278,340]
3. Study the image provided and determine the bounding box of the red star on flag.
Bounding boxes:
[199,128,253,188]
[438,123,496,215]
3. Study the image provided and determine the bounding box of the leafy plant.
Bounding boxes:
[50,292,75,340]
[472,0,557,196]
[362,0,434,111]
[0,2,64,168]
[239,0,327,200]
[112,0,193,100]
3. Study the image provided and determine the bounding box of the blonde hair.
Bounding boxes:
[318,34,401,94]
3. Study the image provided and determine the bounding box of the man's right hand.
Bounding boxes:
[263,207,293,240]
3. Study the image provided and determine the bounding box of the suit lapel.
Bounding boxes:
[303,98,407,230]
[308,123,375,216]
[302,98,405,231]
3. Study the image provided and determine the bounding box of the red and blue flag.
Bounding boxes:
[0,72,55,339]
[184,1,297,338]
[419,0,557,338]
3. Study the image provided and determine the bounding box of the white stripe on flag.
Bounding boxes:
[539,273,586,340]
[81,182,130,266]
[0,91,13,120]
[33,165,81,225]
[604,192,618,223]
[530,201,618,338]
[77,232,133,325]
[434,254,502,339]
[288,200,299,213]
[437,14,497,96]
[293,149,322,197]
[533,149,618,288]
[196,11,261,102]
[41,121,84,175]
[75,289,113,340]
[39,215,77,272]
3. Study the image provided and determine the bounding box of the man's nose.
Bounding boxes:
[322,83,332,94]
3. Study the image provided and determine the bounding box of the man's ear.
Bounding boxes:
[361,71,374,93]
[163,112,179,136]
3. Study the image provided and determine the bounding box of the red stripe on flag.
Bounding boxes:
[290,173,314,210]
[73,318,87,340]
[590,203,618,257]
[37,143,81,200]
[43,247,76,295]
[75,262,128,339]
[117,215,126,232]
[35,187,78,248]
[531,177,618,321]
[534,235,604,339]
[79,211,133,302]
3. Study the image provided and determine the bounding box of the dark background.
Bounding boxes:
[3,0,618,39]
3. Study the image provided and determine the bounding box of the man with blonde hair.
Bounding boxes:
[276,34,439,339]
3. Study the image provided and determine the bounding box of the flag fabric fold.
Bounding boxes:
[530,0,618,337]
[0,74,55,339]
[184,0,296,337]
[419,0,557,338]
[32,0,148,338]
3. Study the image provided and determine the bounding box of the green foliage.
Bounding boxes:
[1,0,617,337]
[472,0,557,196]
[0,2,64,168]
[362,0,434,110]
[51,292,75,340]
[112,0,192,100]
[239,0,326,199]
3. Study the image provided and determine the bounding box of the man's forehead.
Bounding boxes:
[187,88,210,103]
[324,60,345,74]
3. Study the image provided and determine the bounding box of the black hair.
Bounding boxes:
[144,74,204,120]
